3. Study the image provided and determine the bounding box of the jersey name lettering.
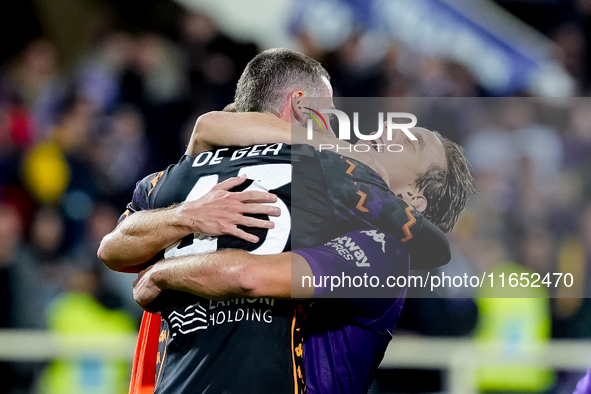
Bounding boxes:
[192,143,284,167]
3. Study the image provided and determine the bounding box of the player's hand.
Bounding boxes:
[133,265,163,313]
[175,175,281,243]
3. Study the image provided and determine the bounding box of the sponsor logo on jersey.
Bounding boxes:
[360,229,386,253]
[166,298,276,337]
[326,235,371,267]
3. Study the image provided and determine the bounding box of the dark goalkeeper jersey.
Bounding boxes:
[124,143,449,394]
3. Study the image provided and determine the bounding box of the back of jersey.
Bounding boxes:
[140,143,331,394]
[128,143,431,394]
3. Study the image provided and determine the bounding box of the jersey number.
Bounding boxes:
[164,164,291,259]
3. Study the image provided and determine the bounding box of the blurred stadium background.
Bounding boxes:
[1,0,591,393]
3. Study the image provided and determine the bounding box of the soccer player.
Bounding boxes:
[113,143,457,394]
[127,122,470,394]
[99,49,475,393]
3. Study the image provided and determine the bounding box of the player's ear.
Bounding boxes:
[290,90,306,123]
[402,188,427,212]
[411,194,427,213]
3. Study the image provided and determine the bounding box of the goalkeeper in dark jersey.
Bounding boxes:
[118,141,457,394]
[98,49,476,394]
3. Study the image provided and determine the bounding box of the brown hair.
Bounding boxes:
[234,48,329,115]
[222,102,237,112]
[415,132,477,233]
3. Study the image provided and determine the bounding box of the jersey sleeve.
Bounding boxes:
[574,369,591,394]
[292,229,409,299]
[117,171,164,224]
[317,151,450,270]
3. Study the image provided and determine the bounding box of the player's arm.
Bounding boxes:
[319,152,451,269]
[186,111,294,154]
[98,176,280,273]
[133,229,407,312]
[186,111,390,185]
[133,250,314,312]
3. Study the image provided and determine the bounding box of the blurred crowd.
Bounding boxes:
[1,2,591,393]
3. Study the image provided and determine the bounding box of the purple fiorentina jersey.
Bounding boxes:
[122,144,447,393]
[575,369,591,394]
[294,229,409,393]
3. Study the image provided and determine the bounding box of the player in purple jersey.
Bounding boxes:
[121,141,452,394]
[106,136,471,394]
[134,227,408,394]
[127,124,473,393]
[575,369,591,394]
[99,48,476,393]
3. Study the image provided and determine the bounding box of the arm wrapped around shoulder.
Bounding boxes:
[401,217,450,270]
[318,153,451,270]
